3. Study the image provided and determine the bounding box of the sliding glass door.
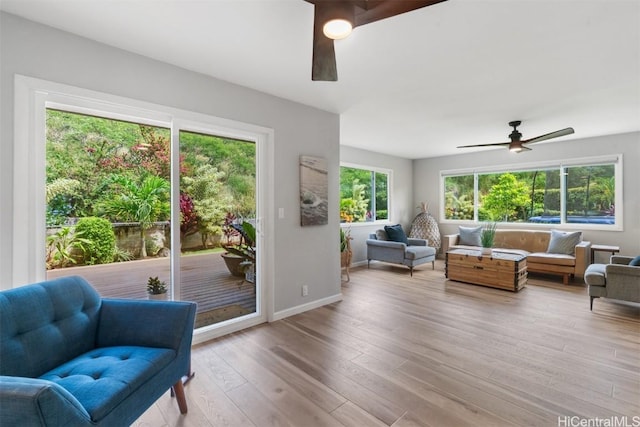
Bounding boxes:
[43,109,258,330]
[178,130,257,329]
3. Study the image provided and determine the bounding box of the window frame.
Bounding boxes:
[439,155,623,231]
[339,162,393,226]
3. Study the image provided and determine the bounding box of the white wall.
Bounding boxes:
[0,12,341,315]
[413,132,640,258]
[340,146,414,264]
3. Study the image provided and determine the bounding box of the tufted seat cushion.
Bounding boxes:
[40,346,175,421]
[405,245,436,260]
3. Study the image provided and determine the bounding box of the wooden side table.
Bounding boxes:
[590,244,620,264]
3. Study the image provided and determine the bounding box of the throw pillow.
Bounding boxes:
[546,230,582,255]
[629,256,640,266]
[375,229,388,241]
[384,224,408,244]
[458,226,482,246]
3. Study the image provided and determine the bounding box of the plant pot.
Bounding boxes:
[221,252,247,277]
[240,261,255,283]
[340,250,352,268]
[481,247,492,256]
[148,293,167,300]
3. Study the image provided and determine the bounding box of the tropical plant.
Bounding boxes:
[340,179,369,222]
[99,174,170,258]
[179,192,198,240]
[224,221,256,264]
[45,227,91,269]
[146,276,167,295]
[481,222,497,248]
[73,217,116,265]
[112,246,134,262]
[222,212,240,245]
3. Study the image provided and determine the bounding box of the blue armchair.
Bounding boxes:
[367,231,436,276]
[0,275,196,426]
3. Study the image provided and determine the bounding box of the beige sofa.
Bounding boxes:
[443,229,591,285]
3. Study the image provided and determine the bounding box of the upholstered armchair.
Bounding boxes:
[0,276,197,426]
[585,255,640,310]
[367,228,436,276]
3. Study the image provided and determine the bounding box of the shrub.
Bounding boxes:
[112,246,133,262]
[75,217,116,265]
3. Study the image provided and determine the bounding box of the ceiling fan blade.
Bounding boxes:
[523,127,575,144]
[456,142,510,148]
[312,4,338,81]
[353,0,448,27]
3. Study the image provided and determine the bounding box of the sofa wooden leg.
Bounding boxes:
[590,296,595,311]
[410,266,413,277]
[432,261,435,270]
[563,274,569,285]
[172,380,188,414]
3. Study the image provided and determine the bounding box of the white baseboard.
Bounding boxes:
[271,292,343,321]
[351,259,369,267]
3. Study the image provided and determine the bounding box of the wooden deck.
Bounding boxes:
[47,252,256,317]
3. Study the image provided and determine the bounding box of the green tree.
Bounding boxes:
[182,165,232,248]
[482,173,530,221]
[98,175,170,258]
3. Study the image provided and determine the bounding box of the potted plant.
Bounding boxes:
[222,220,256,279]
[147,276,167,300]
[481,222,497,255]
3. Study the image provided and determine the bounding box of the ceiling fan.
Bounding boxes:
[304,0,447,81]
[457,121,575,153]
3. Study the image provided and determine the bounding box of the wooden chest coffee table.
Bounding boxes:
[446,248,527,292]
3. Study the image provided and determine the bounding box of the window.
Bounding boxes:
[442,156,621,229]
[340,164,390,223]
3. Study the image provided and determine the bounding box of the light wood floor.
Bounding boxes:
[134,260,639,427]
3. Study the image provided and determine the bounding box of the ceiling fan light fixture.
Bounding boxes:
[321,1,355,40]
[323,18,353,39]
[509,145,523,153]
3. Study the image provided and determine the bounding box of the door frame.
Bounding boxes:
[13,75,275,342]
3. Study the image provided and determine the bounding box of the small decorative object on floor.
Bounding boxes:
[147,276,168,300]
[481,222,497,256]
[409,202,441,251]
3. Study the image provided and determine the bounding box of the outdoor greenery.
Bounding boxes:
[340,179,369,222]
[339,166,388,222]
[45,227,91,269]
[74,217,116,265]
[223,221,256,264]
[444,165,615,223]
[45,109,256,268]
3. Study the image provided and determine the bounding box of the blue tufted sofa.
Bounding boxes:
[0,275,197,426]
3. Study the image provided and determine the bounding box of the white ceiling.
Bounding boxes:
[2,0,639,159]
